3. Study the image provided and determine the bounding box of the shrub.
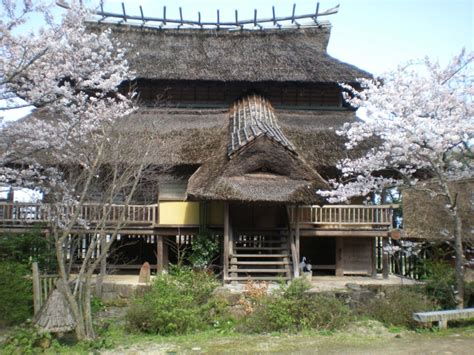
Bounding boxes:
[1,326,54,354]
[126,266,219,335]
[465,281,474,308]
[421,260,457,309]
[356,287,436,329]
[188,233,219,270]
[0,231,56,272]
[237,280,269,314]
[418,260,474,309]
[239,277,352,333]
[0,261,33,326]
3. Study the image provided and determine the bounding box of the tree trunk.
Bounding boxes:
[96,235,107,298]
[453,212,464,309]
[82,274,95,339]
[438,178,465,309]
[55,237,87,340]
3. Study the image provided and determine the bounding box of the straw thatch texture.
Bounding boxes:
[111,107,362,170]
[5,105,365,203]
[186,135,328,203]
[34,289,76,333]
[88,23,370,83]
[279,109,371,168]
[110,107,228,165]
[403,179,474,241]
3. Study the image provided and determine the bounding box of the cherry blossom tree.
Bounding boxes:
[1,1,152,339]
[319,51,473,308]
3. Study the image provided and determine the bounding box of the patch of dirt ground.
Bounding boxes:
[102,324,474,355]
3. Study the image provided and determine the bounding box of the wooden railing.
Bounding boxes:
[289,204,398,228]
[0,202,159,227]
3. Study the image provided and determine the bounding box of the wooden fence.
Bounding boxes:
[374,238,429,280]
[32,262,59,314]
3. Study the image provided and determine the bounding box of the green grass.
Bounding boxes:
[31,321,474,354]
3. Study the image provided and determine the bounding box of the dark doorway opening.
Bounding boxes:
[300,237,336,276]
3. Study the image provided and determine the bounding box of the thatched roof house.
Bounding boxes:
[4,15,398,280]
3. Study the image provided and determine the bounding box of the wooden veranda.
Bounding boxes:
[0,202,398,280]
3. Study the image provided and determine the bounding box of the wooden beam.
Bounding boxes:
[335,237,344,276]
[300,229,389,237]
[223,203,230,282]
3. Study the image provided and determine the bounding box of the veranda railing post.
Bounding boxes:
[337,206,342,228]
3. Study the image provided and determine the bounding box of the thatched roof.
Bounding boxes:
[403,178,474,241]
[6,100,364,203]
[111,106,361,170]
[88,23,370,83]
[34,288,76,333]
[186,95,329,203]
[113,108,227,166]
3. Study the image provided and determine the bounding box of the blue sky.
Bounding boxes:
[88,0,473,75]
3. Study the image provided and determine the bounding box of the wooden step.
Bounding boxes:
[231,254,290,258]
[230,261,291,265]
[234,240,287,245]
[227,276,290,281]
[231,269,289,273]
[234,247,288,251]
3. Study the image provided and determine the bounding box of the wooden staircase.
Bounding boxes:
[227,230,293,282]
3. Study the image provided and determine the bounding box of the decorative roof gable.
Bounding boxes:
[228,95,295,157]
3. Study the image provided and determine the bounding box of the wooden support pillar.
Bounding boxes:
[223,203,230,283]
[156,235,168,274]
[335,237,344,277]
[382,238,389,279]
[371,237,377,278]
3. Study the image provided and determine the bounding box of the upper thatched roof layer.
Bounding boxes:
[88,23,370,83]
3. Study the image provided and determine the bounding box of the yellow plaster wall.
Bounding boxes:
[159,202,200,225]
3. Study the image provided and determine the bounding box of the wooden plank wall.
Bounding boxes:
[342,237,374,275]
[138,80,342,108]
